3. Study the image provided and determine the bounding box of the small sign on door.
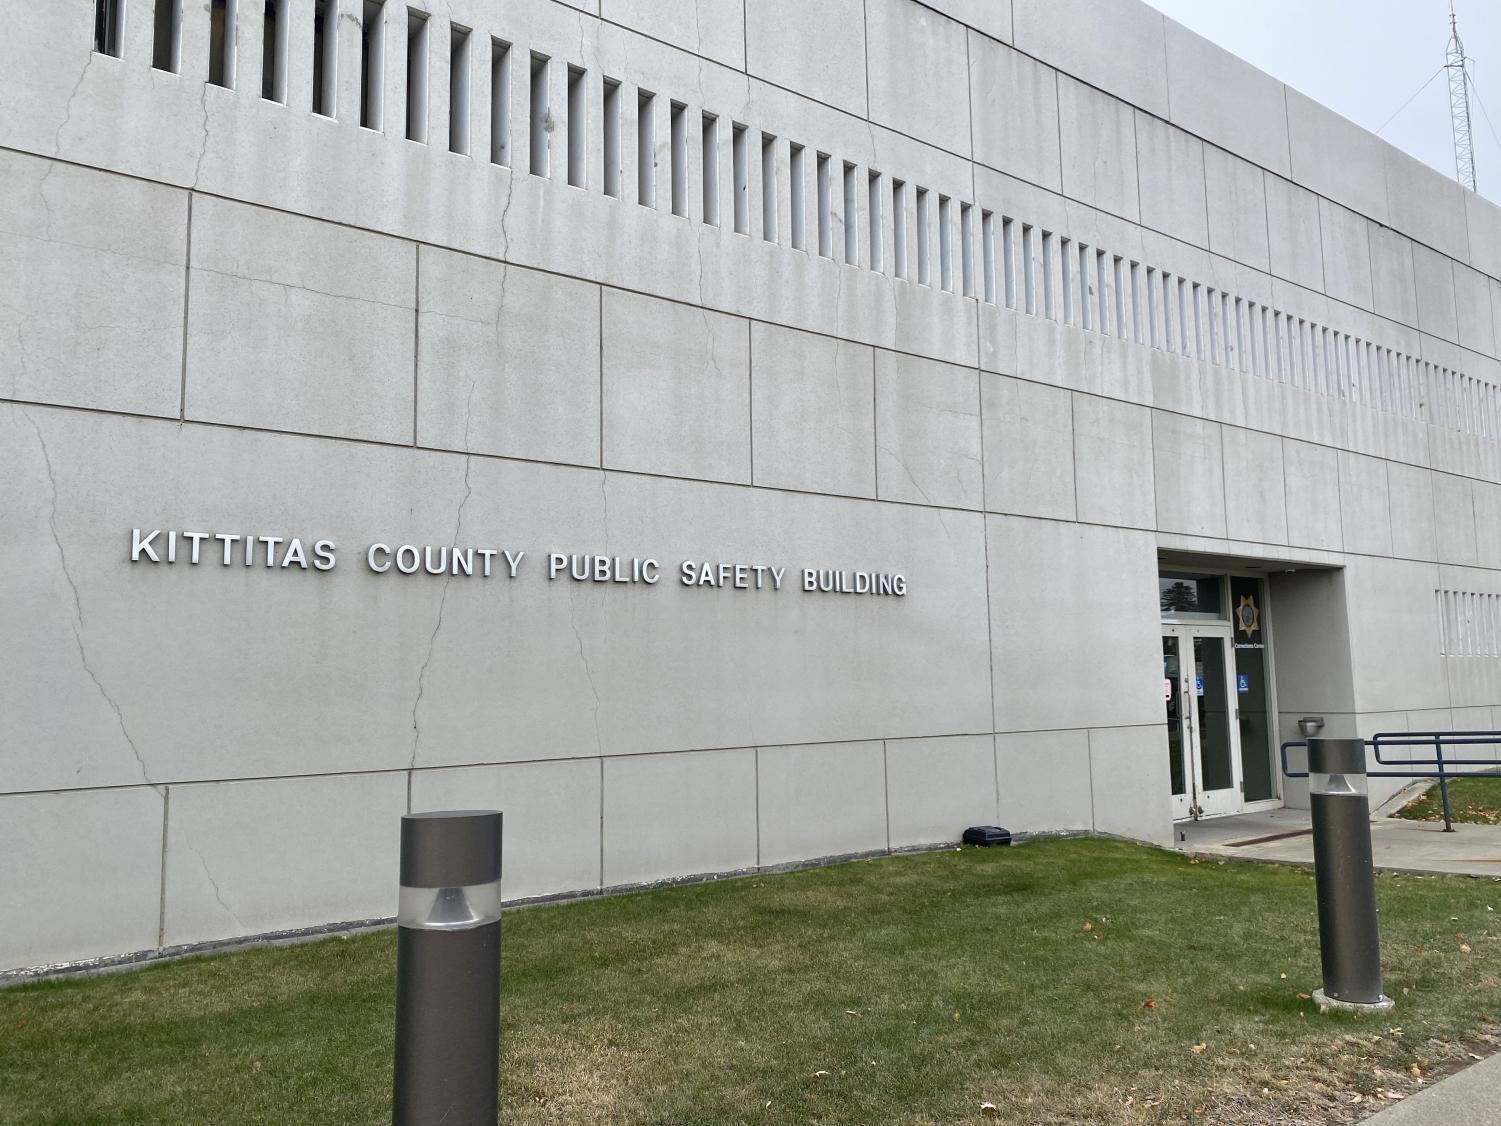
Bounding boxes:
[1237,673,1250,694]
[1195,675,1204,696]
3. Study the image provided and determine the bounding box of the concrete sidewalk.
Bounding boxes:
[1361,1052,1501,1124]
[1175,807,1501,878]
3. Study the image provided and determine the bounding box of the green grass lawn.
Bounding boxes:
[3,839,1498,1125]
[1393,776,1501,825]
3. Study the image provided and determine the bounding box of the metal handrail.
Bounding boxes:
[1280,730,1501,833]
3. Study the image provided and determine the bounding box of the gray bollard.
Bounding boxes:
[393,810,503,1125]
[1306,739,1393,1013]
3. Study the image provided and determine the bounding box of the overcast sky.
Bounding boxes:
[1145,0,1501,205]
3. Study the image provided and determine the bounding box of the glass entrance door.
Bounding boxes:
[1162,624,1243,819]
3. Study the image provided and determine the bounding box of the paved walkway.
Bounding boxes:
[1175,806,1501,877]
[1177,805,1501,1123]
[1361,1051,1501,1124]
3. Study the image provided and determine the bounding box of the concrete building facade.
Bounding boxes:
[4,0,1501,972]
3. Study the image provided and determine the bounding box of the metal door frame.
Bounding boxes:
[1163,621,1244,820]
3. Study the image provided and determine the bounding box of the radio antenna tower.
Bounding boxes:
[1448,0,1477,191]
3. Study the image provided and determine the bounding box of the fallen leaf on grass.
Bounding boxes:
[979,1102,999,1116]
[1190,1043,1207,1054]
[1142,999,1157,1009]
[1296,993,1311,1000]
[1082,922,1093,931]
[811,1070,830,1080]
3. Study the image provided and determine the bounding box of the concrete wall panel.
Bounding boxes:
[970,36,1061,192]
[602,290,751,484]
[1013,0,1168,119]
[1088,725,1171,846]
[162,773,405,947]
[751,324,876,498]
[994,728,1093,833]
[981,374,1075,520]
[866,0,972,157]
[1152,412,1225,538]
[1203,146,1269,273]
[745,0,866,118]
[1058,78,1139,223]
[756,741,888,865]
[602,749,757,885]
[988,515,1161,732]
[1136,113,1208,249]
[602,0,745,69]
[1,152,187,418]
[0,787,164,970]
[885,735,998,848]
[1072,394,1154,528]
[1221,426,1288,546]
[417,249,602,466]
[874,350,983,510]
[1163,21,1290,178]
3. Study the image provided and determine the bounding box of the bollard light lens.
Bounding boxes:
[1311,770,1368,797]
[397,880,503,931]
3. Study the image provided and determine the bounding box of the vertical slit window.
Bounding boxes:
[95,0,124,56]
[867,171,883,270]
[449,26,471,154]
[1060,238,1074,323]
[981,211,995,303]
[154,0,183,72]
[1078,245,1092,330]
[1130,263,1143,343]
[790,144,807,251]
[669,102,688,214]
[312,0,336,116]
[405,10,428,143]
[1161,273,1174,352]
[1112,257,1126,339]
[1145,268,1158,346]
[567,67,587,187]
[938,195,952,290]
[1095,251,1109,336]
[816,154,832,256]
[361,1,385,130]
[209,0,239,88]
[762,134,778,240]
[529,54,550,176]
[1039,231,1055,318]
[603,80,622,197]
[262,1,289,102]
[843,163,859,264]
[960,203,974,297]
[893,180,908,279]
[489,40,510,164]
[732,125,749,233]
[1021,225,1036,315]
[700,114,718,223]
[1001,218,1016,309]
[916,188,931,285]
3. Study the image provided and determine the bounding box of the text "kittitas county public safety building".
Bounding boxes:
[4,0,1501,974]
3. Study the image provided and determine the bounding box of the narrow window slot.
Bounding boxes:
[567,66,587,187]
[1039,230,1055,318]
[209,0,240,89]
[1113,257,1126,339]
[1176,278,1189,356]
[733,125,749,233]
[1234,299,1247,371]
[489,40,510,164]
[762,134,778,240]
[916,189,931,285]
[816,154,832,256]
[960,203,975,297]
[637,92,657,205]
[843,163,859,264]
[529,54,550,176]
[790,144,807,250]
[361,1,386,130]
[669,102,688,214]
[867,171,883,270]
[1206,289,1221,364]
[938,195,953,290]
[1001,217,1016,308]
[700,114,718,223]
[1020,225,1036,315]
[405,10,428,143]
[603,80,622,197]
[1130,263,1143,344]
[449,26,471,155]
[312,0,337,116]
[1190,284,1203,359]
[893,181,908,279]
[1145,267,1158,346]
[1078,245,1092,331]
[1060,238,1074,324]
[1096,250,1109,336]
[262,1,289,102]
[154,0,183,72]
[95,0,124,56]
[980,210,995,302]
[1160,273,1174,351]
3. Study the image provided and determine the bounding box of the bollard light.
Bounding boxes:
[393,810,503,1125]
[1306,739,1393,1013]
